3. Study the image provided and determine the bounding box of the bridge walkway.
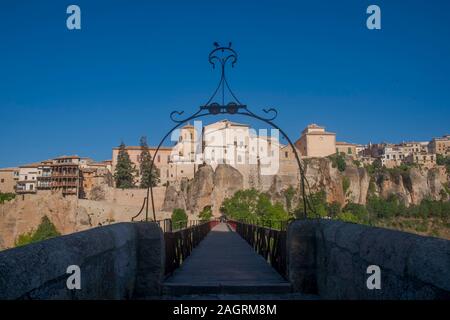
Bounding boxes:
[163,222,293,296]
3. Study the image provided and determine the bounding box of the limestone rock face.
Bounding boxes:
[375,167,446,206]
[304,158,345,204]
[159,158,448,216]
[210,164,244,215]
[0,192,89,250]
[186,164,215,214]
[162,185,186,212]
[344,165,370,205]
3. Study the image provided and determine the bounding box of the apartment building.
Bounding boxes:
[381,146,406,168]
[51,155,81,196]
[37,160,53,190]
[336,142,358,158]
[429,135,450,156]
[405,152,437,168]
[79,161,112,198]
[16,163,40,194]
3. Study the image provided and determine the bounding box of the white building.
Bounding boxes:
[16,163,40,193]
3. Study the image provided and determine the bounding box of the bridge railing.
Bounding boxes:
[163,220,218,276]
[228,219,288,278]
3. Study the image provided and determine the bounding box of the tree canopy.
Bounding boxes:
[139,136,160,188]
[114,142,136,188]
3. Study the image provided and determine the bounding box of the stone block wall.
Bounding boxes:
[287,220,450,299]
[0,222,164,300]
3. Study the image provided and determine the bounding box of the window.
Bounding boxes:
[285,151,288,158]
[238,155,242,163]
[0,179,4,183]
[158,155,161,163]
[348,148,352,154]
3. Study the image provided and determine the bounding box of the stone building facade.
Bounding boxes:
[0,168,19,194]
[295,124,336,158]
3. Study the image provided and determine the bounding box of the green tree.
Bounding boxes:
[221,189,260,221]
[15,216,61,247]
[307,190,329,218]
[114,142,136,188]
[221,189,291,225]
[329,153,346,172]
[199,205,213,221]
[139,136,160,188]
[172,208,188,229]
[342,176,351,195]
[337,211,359,223]
[367,194,406,219]
[343,202,369,223]
[0,193,15,204]
[328,201,342,218]
[284,186,296,213]
[263,202,290,223]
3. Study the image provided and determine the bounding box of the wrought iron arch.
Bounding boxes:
[132,43,315,222]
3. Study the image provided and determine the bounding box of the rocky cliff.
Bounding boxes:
[161,158,449,215]
[162,164,243,216]
[1,158,448,249]
[304,158,448,206]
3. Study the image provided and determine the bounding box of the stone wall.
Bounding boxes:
[287,219,450,299]
[104,187,166,211]
[0,222,164,300]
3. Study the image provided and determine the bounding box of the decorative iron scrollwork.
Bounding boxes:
[169,42,279,125]
[134,43,316,223]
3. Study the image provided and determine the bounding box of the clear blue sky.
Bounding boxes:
[1,0,449,167]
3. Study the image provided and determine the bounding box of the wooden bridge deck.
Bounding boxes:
[163,222,292,296]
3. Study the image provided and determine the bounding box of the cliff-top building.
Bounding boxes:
[16,163,40,194]
[429,135,450,156]
[51,155,81,196]
[0,167,19,194]
[295,124,336,158]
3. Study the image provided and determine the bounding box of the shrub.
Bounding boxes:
[0,193,15,204]
[199,206,213,221]
[221,189,290,223]
[367,194,406,219]
[15,216,61,247]
[172,208,188,229]
[328,201,342,218]
[284,186,296,212]
[329,153,346,172]
[342,177,351,195]
[337,212,359,223]
[343,202,369,223]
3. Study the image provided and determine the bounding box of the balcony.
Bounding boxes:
[51,173,79,178]
[52,181,79,187]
